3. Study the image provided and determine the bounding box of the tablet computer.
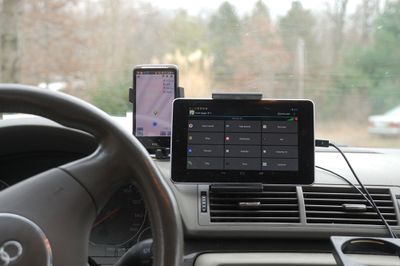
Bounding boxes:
[171,98,314,184]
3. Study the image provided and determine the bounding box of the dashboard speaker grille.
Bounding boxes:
[303,186,397,226]
[209,186,300,223]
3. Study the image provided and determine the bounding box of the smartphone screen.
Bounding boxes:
[134,67,177,141]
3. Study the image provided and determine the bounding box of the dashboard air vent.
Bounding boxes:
[209,185,300,223]
[303,186,397,226]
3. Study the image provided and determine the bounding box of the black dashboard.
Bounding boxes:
[2,117,400,266]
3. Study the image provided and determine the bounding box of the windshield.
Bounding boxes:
[1,0,400,148]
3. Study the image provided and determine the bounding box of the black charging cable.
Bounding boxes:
[315,139,397,239]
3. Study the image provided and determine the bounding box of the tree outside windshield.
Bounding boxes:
[1,0,400,147]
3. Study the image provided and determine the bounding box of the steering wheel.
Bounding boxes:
[0,84,183,266]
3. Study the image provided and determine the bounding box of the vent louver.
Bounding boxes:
[303,186,397,226]
[209,186,300,223]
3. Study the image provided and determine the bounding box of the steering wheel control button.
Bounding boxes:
[200,192,208,213]
[0,213,52,266]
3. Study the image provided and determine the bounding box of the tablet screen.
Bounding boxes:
[171,99,314,184]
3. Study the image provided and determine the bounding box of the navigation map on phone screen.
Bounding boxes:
[135,70,175,137]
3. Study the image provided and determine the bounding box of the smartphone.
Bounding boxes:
[132,64,179,153]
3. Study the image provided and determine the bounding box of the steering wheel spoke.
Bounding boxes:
[0,167,97,265]
[61,146,130,214]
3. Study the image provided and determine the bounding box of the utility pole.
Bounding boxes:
[296,38,305,99]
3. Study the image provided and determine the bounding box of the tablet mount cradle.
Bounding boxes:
[211,92,263,100]
[129,86,185,159]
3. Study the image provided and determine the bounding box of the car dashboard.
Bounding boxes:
[1,117,400,266]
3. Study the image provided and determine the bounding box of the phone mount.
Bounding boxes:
[129,87,185,103]
[129,86,185,159]
[154,148,170,160]
[331,236,400,266]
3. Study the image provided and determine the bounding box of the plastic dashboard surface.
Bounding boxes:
[194,252,400,266]
[158,147,400,239]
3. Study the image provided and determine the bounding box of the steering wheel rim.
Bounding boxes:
[0,84,183,266]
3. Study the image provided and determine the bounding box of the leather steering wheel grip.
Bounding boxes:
[0,84,183,266]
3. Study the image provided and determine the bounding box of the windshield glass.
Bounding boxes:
[1,0,400,148]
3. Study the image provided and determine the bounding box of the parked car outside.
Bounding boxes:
[369,105,400,136]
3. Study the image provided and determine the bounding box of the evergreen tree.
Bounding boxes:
[336,1,400,113]
[228,1,289,95]
[279,1,317,76]
[279,2,315,51]
[208,2,241,87]
[167,10,208,55]
[359,0,400,111]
